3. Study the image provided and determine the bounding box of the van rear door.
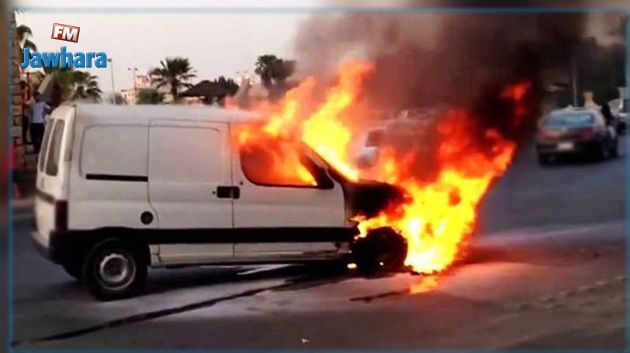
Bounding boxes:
[34,106,74,248]
[147,120,234,263]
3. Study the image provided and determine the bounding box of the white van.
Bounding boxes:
[33,104,405,300]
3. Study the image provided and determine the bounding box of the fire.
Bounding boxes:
[234,61,370,184]
[356,111,517,273]
[301,61,373,182]
[235,59,530,275]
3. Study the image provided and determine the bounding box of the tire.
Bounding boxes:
[595,143,609,161]
[61,261,83,281]
[352,227,407,275]
[610,138,619,158]
[83,238,147,301]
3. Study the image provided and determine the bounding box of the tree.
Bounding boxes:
[254,55,296,100]
[137,88,162,104]
[17,24,37,51]
[70,71,102,102]
[212,76,239,96]
[149,57,196,102]
[43,67,102,104]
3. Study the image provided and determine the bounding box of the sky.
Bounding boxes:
[15,0,622,97]
[14,1,330,96]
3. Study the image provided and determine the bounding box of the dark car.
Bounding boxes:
[536,108,618,165]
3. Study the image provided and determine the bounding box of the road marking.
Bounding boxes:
[11,281,292,347]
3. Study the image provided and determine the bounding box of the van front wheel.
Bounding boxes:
[352,227,407,275]
[83,238,147,301]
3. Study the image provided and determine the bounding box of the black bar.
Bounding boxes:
[46,227,358,264]
[85,174,148,182]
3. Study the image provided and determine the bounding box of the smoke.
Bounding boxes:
[294,11,591,108]
[291,7,624,180]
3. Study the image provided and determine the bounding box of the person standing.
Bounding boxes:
[28,92,51,153]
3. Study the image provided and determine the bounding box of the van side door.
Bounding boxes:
[148,120,234,263]
[231,140,348,258]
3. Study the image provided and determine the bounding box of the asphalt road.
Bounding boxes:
[10,141,627,350]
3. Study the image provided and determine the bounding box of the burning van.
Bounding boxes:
[32,104,406,300]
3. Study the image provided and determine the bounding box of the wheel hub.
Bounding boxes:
[98,253,133,287]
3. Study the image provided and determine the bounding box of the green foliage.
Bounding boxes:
[254,55,296,100]
[17,24,37,51]
[212,76,239,96]
[149,57,196,102]
[137,88,162,104]
[44,67,102,103]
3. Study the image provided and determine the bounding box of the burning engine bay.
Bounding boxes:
[228,10,624,276]
[231,60,530,275]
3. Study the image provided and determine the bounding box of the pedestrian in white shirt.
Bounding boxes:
[28,92,51,153]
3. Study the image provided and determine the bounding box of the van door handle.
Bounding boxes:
[216,186,240,199]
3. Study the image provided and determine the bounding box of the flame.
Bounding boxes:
[234,61,370,184]
[409,276,439,294]
[235,59,530,275]
[301,61,373,182]
[356,111,517,273]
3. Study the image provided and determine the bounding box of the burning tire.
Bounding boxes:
[351,227,407,275]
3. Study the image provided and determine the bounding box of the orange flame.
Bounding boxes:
[356,111,517,273]
[235,59,530,275]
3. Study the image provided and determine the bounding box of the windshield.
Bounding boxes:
[543,113,595,128]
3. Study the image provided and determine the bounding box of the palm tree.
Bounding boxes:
[70,71,102,101]
[254,55,295,99]
[13,9,37,51]
[254,55,279,89]
[17,24,37,51]
[43,67,102,104]
[149,57,196,102]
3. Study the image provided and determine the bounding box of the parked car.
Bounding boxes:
[33,104,405,300]
[535,108,618,165]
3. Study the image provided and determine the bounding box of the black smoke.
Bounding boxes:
[292,6,624,180]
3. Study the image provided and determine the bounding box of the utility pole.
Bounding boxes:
[108,58,116,104]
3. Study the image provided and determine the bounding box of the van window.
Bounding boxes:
[240,140,318,188]
[149,126,226,183]
[37,120,54,172]
[81,126,147,177]
[45,120,65,176]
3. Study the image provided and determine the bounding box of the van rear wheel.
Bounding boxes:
[83,238,147,301]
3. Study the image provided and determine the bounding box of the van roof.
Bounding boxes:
[65,104,260,126]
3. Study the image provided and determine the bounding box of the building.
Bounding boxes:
[121,74,153,104]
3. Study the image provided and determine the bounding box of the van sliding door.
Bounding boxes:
[148,121,234,262]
